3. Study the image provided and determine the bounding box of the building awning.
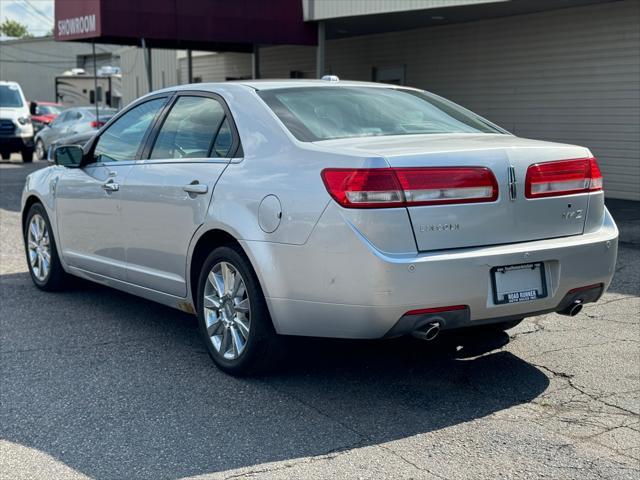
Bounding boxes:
[54,0,316,52]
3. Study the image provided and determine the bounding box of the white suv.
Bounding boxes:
[0,81,35,162]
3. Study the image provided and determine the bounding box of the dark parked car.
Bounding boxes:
[34,107,116,160]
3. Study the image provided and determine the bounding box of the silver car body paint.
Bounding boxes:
[22,80,618,338]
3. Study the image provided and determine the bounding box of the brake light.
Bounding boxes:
[525,157,602,198]
[90,120,105,128]
[321,167,498,208]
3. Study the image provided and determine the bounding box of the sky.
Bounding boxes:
[0,0,54,36]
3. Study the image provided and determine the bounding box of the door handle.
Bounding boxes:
[183,183,208,195]
[102,180,119,192]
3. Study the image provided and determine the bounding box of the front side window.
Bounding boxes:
[94,98,165,163]
[149,96,227,159]
[258,87,504,141]
[0,85,23,108]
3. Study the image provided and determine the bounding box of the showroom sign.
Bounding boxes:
[53,0,315,48]
[54,0,101,40]
[57,15,97,37]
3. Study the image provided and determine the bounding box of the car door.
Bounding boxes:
[61,109,83,137]
[42,111,69,149]
[120,92,240,297]
[64,110,87,136]
[55,96,168,280]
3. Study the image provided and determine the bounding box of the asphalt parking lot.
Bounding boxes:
[1,159,638,480]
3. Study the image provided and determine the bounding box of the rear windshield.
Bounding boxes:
[258,86,503,141]
[84,108,117,122]
[36,105,63,115]
[0,85,24,108]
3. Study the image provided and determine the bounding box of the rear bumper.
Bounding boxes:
[243,205,618,339]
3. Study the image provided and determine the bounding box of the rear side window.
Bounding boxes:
[258,87,504,141]
[212,118,233,157]
[149,96,228,159]
[52,111,69,126]
[94,98,165,163]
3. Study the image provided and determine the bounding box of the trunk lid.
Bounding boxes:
[315,134,593,251]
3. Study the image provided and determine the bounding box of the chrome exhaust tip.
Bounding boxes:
[558,300,583,317]
[411,321,441,341]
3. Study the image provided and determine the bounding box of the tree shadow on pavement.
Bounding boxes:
[1,272,549,479]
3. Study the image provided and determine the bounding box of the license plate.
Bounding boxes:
[491,262,547,305]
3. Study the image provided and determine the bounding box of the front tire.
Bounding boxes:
[35,140,46,161]
[21,148,34,163]
[196,245,283,375]
[24,203,67,291]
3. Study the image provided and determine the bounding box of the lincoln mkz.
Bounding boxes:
[21,80,618,374]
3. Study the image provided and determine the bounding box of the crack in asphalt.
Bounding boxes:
[251,381,452,480]
[532,363,638,417]
[220,444,366,480]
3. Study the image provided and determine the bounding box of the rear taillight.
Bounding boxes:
[525,157,603,198]
[90,121,105,128]
[321,167,498,209]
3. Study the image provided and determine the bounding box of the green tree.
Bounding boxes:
[0,19,32,38]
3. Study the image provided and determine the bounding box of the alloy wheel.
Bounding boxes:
[203,261,251,360]
[27,214,51,281]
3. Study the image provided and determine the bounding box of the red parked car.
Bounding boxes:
[30,102,64,132]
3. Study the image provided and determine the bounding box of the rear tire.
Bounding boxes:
[196,245,284,376]
[24,203,67,291]
[1,150,10,160]
[21,148,34,163]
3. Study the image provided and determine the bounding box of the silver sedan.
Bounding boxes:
[21,80,618,375]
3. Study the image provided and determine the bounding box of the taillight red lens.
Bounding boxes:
[90,121,105,128]
[321,169,404,208]
[394,167,498,206]
[321,167,498,209]
[525,157,603,198]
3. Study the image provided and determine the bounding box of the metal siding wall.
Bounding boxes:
[304,0,504,21]
[0,37,120,102]
[120,48,178,107]
[178,53,251,83]
[263,0,640,200]
[260,45,316,78]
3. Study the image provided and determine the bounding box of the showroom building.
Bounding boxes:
[53,0,640,200]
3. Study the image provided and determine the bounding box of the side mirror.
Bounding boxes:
[54,145,84,168]
[29,101,38,116]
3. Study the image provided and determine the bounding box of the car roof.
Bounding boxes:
[232,79,411,91]
[155,79,420,95]
[70,106,116,113]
